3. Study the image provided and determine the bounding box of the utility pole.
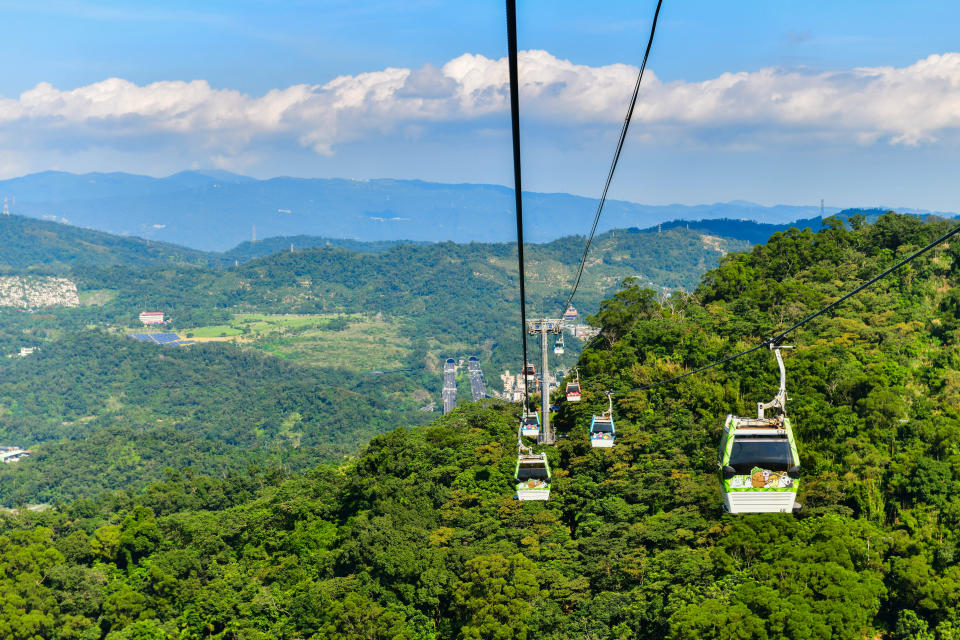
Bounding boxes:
[527,318,562,444]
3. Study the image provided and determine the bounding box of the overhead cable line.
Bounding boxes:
[617,220,960,396]
[559,0,664,321]
[506,0,530,402]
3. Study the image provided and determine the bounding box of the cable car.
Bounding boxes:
[718,346,801,513]
[523,363,536,386]
[566,368,581,402]
[520,410,540,438]
[554,335,564,355]
[589,392,615,447]
[515,453,551,500]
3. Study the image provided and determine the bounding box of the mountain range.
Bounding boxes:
[0,169,914,251]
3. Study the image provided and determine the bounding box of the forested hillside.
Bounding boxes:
[68,226,748,372]
[225,236,432,260]
[0,213,957,639]
[0,332,433,505]
[0,216,751,508]
[0,214,218,273]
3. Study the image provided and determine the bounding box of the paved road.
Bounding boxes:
[467,356,487,401]
[442,358,458,414]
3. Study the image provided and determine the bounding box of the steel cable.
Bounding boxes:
[559,0,664,321]
[506,0,530,404]
[614,220,960,396]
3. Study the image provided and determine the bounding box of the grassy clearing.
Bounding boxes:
[189,325,243,337]
[259,315,411,371]
[78,289,117,306]
[187,313,413,371]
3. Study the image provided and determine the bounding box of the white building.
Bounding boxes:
[0,448,30,463]
[139,311,165,325]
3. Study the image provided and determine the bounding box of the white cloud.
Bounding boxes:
[2,50,960,165]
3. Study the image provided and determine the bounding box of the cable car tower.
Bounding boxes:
[527,318,563,444]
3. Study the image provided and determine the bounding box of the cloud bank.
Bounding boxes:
[2,50,960,164]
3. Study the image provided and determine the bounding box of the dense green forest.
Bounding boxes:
[0,217,749,507]
[0,213,957,638]
[0,332,434,505]
[0,215,219,273]
[58,225,747,376]
[0,218,750,482]
[225,236,433,260]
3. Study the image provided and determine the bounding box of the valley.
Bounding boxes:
[0,211,758,506]
[5,3,960,637]
[0,211,956,638]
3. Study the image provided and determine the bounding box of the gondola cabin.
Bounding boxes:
[515,453,551,500]
[565,382,581,402]
[523,364,536,386]
[520,411,540,438]
[554,335,564,355]
[589,414,615,448]
[718,414,800,513]
[717,346,801,513]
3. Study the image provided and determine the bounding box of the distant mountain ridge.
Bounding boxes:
[0,212,218,273]
[3,197,951,278]
[8,169,939,251]
[646,209,906,245]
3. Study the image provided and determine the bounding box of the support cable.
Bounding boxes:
[506,0,530,405]
[614,221,960,396]
[559,0,664,320]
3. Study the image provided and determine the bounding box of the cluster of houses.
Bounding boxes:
[0,447,30,463]
[0,276,80,308]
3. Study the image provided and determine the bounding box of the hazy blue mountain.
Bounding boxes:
[3,170,954,251]
[0,171,846,251]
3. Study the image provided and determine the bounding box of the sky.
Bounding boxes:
[2,0,960,210]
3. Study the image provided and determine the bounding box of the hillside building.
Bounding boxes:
[0,447,30,463]
[139,311,165,325]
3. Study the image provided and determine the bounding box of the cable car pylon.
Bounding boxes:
[527,318,563,445]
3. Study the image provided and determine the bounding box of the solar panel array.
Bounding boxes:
[130,333,194,347]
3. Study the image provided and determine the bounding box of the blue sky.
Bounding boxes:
[2,0,960,210]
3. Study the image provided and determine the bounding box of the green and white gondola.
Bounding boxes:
[717,346,801,513]
[515,454,551,501]
[718,414,800,512]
